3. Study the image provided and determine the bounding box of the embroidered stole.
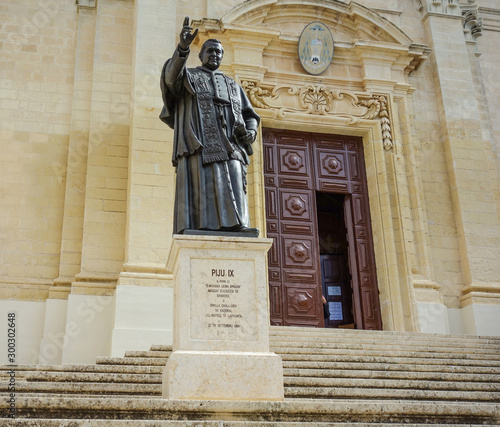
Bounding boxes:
[191,69,245,165]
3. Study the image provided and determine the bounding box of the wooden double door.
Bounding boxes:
[263,129,382,330]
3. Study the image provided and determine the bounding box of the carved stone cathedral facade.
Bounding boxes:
[1,0,499,365]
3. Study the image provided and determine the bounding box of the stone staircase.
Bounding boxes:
[2,327,500,425]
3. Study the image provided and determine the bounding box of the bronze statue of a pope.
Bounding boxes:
[160,17,260,236]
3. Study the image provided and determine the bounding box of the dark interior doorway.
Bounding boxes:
[316,192,354,328]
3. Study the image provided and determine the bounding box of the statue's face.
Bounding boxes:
[199,42,223,70]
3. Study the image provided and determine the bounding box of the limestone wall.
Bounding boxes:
[0,0,77,299]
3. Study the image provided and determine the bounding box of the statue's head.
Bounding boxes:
[199,39,224,71]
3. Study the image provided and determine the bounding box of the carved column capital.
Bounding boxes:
[462,5,483,43]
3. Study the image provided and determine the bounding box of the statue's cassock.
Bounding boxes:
[160,46,260,234]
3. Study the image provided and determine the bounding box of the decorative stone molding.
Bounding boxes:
[461,283,500,306]
[76,0,96,9]
[242,81,394,150]
[118,262,173,287]
[421,0,461,16]
[71,273,117,296]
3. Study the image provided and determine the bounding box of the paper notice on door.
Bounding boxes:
[329,301,343,321]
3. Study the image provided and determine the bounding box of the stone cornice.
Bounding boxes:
[478,7,500,33]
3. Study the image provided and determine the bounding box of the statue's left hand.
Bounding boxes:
[179,16,198,50]
[237,129,256,146]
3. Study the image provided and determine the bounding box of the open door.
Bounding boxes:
[263,128,382,330]
[317,192,354,328]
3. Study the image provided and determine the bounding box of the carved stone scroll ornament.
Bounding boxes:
[462,8,483,42]
[242,81,394,150]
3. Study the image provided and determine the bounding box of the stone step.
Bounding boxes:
[95,356,168,366]
[4,327,499,424]
[123,350,171,358]
[7,355,499,383]
[0,364,163,377]
[6,422,497,427]
[285,387,500,402]
[23,371,162,383]
[269,326,500,344]
[5,375,497,398]
[272,346,500,361]
[270,339,500,354]
[2,396,498,424]
[149,344,173,352]
[8,364,500,389]
[0,380,160,395]
[94,350,500,369]
[4,370,498,398]
[270,337,500,356]
[282,359,500,374]
[271,338,500,353]
[0,391,158,400]
[284,376,500,392]
[12,364,499,383]
[279,353,500,368]
[283,367,500,382]
[151,337,500,352]
[316,385,499,402]
[147,343,500,359]
[93,353,500,370]
[10,357,500,377]
[13,369,499,394]
[2,381,498,402]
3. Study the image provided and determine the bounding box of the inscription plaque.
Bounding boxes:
[190,258,257,341]
[328,285,342,296]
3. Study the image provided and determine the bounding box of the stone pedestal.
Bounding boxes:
[163,235,284,401]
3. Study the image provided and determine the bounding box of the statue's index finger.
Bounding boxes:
[183,16,190,28]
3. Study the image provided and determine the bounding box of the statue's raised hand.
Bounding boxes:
[179,16,198,50]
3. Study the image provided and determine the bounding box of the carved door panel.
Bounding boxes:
[263,128,382,330]
[264,129,322,327]
[344,194,382,330]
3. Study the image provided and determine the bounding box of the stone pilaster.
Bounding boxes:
[51,2,97,299]
[75,0,133,284]
[110,0,178,356]
[121,0,178,271]
[422,11,500,307]
[60,0,134,364]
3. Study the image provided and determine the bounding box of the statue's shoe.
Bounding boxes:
[233,226,259,236]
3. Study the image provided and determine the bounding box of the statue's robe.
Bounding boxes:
[160,46,260,234]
